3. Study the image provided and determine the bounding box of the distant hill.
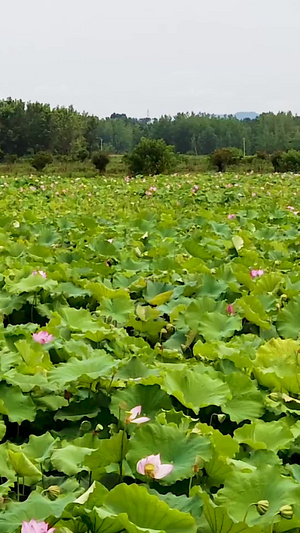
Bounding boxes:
[235,112,259,120]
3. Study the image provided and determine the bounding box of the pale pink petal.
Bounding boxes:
[130,405,142,419]
[131,416,150,424]
[137,458,147,475]
[154,463,174,479]
[149,454,162,468]
[32,331,54,345]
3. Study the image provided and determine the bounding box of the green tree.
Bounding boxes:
[125,137,176,175]
[32,151,53,171]
[210,148,242,172]
[91,151,110,173]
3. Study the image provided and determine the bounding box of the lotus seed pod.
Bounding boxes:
[256,500,270,515]
[279,505,293,519]
[166,323,174,332]
[269,392,281,402]
[48,485,61,499]
[119,401,128,411]
[217,414,226,423]
[80,420,92,432]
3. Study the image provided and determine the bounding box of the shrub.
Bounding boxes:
[32,151,53,171]
[125,137,176,176]
[91,151,110,173]
[282,150,300,172]
[270,152,284,172]
[210,148,242,172]
[270,151,300,173]
[256,150,268,160]
[4,153,18,164]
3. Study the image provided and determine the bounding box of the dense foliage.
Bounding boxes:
[1,98,300,157]
[210,148,242,172]
[32,152,53,172]
[1,173,300,531]
[91,151,110,174]
[125,137,176,175]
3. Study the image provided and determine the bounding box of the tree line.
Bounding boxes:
[1,98,300,159]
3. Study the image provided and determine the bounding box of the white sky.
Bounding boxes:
[0,0,299,117]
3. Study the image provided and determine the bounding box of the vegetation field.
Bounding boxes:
[2,172,300,532]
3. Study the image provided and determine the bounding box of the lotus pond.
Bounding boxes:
[1,172,300,532]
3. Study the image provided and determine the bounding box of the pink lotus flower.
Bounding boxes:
[250,269,264,279]
[29,186,36,191]
[22,520,55,533]
[126,405,150,425]
[40,185,46,191]
[226,304,234,315]
[137,454,173,479]
[32,270,47,278]
[33,331,54,344]
[227,214,236,220]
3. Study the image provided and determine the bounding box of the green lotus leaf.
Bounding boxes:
[0,384,36,423]
[197,311,243,341]
[127,422,212,484]
[0,491,75,533]
[253,338,300,394]
[58,307,102,331]
[144,281,174,305]
[162,368,231,414]
[216,465,300,526]
[234,419,294,452]
[15,339,52,372]
[150,488,203,529]
[0,292,25,315]
[8,450,42,478]
[91,483,197,533]
[110,384,172,424]
[136,304,161,321]
[99,295,135,325]
[277,296,300,338]
[232,235,244,252]
[193,423,239,458]
[237,295,270,329]
[200,491,261,533]
[51,444,94,476]
[84,431,129,479]
[54,397,100,422]
[197,274,228,298]
[0,420,6,442]
[22,432,56,462]
[49,353,117,388]
[9,275,57,294]
[223,373,264,423]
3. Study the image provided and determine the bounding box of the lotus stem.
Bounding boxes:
[188,475,194,497]
[243,503,256,522]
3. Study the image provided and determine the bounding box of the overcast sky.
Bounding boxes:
[1,0,299,118]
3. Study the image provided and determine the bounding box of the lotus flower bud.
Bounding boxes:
[279,505,293,519]
[217,414,226,423]
[256,500,270,515]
